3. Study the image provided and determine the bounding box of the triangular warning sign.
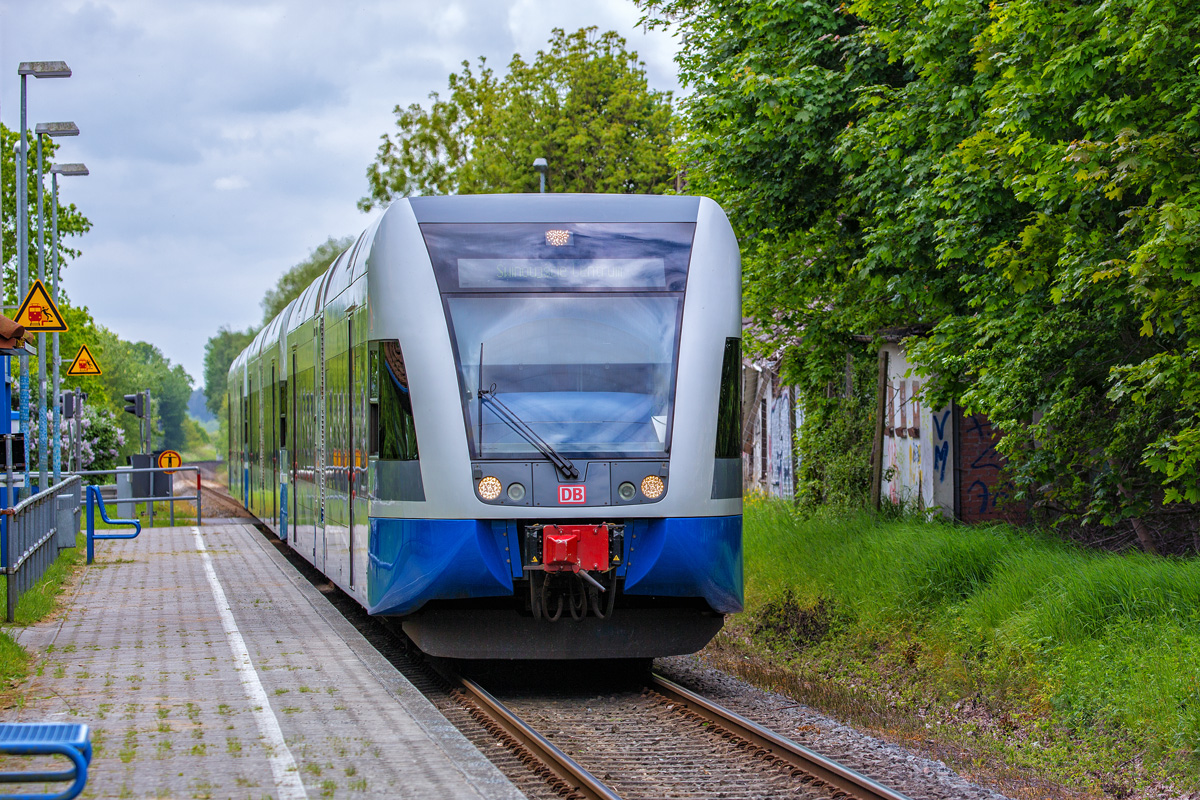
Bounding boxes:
[14,279,68,332]
[67,344,102,376]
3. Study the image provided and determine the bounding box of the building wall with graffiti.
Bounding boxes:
[879,344,956,517]
[878,343,1023,523]
[742,359,800,500]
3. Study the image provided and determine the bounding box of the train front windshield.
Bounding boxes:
[423,222,695,459]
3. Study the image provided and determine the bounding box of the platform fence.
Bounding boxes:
[2,475,81,622]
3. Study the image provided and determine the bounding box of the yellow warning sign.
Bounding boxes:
[66,344,102,376]
[14,280,67,332]
[157,449,183,475]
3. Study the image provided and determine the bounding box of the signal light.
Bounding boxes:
[123,392,145,418]
[478,476,502,501]
[640,475,665,499]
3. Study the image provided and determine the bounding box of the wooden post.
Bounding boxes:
[869,348,889,511]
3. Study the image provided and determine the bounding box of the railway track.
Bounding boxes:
[198,478,917,800]
[453,671,913,800]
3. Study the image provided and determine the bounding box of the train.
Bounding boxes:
[227,193,743,659]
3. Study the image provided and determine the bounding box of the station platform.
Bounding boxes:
[4,522,525,799]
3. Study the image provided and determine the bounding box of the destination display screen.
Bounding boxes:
[456,258,667,289]
[422,222,695,292]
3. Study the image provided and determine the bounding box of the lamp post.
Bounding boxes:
[533,158,548,193]
[17,61,71,494]
[47,160,86,484]
[35,123,79,490]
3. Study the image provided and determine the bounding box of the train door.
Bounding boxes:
[291,350,299,545]
[270,361,277,523]
[347,316,354,589]
[315,318,327,573]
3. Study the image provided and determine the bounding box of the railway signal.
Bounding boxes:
[123,392,145,418]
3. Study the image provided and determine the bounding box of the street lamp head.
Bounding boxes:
[533,157,548,174]
[50,163,88,177]
[35,122,79,137]
[18,61,71,78]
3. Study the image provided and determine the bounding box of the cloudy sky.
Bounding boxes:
[0,0,681,383]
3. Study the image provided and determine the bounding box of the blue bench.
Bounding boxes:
[0,723,90,800]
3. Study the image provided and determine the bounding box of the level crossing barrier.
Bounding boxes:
[0,722,91,800]
[1,476,81,623]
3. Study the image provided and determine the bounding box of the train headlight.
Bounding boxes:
[640,475,665,499]
[507,482,526,502]
[478,476,502,501]
[617,481,636,501]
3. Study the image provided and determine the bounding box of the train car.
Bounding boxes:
[229,194,743,659]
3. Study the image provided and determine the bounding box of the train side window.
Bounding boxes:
[368,348,380,456]
[714,337,741,458]
[378,341,418,461]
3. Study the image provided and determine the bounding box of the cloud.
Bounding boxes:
[0,0,680,381]
[213,175,248,191]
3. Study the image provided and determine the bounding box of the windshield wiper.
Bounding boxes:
[479,385,580,480]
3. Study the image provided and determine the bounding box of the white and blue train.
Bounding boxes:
[227,194,743,659]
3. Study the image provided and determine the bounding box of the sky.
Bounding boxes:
[0,0,682,384]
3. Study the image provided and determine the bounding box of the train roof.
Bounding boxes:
[406,193,702,223]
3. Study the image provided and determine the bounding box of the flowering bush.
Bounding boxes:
[28,405,126,473]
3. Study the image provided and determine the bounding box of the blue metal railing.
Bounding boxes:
[84,486,140,565]
[2,477,81,623]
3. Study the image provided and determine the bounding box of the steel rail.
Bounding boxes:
[457,677,623,800]
[649,673,913,800]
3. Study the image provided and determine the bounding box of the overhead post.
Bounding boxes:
[35,126,79,489]
[533,158,548,194]
[17,61,71,495]
[48,161,87,483]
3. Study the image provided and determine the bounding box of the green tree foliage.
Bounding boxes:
[1,125,92,305]
[202,325,257,418]
[641,0,1200,544]
[260,236,353,324]
[360,26,677,206]
[92,330,193,452]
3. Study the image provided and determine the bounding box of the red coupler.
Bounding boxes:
[542,524,609,572]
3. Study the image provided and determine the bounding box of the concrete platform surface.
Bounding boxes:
[4,523,525,800]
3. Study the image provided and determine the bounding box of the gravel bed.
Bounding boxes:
[656,654,1015,800]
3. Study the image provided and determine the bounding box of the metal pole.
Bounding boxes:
[146,390,153,529]
[51,173,61,483]
[35,134,46,494]
[18,76,30,495]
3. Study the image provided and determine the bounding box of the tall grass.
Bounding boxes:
[743,497,1200,763]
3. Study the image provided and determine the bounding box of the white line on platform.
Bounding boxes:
[193,526,308,800]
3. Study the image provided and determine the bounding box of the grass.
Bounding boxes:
[0,530,87,706]
[720,497,1200,798]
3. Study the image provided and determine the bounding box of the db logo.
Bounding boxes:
[558,485,586,504]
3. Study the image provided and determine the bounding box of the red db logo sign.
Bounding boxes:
[558,485,586,504]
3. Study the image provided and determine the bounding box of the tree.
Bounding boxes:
[360,26,677,207]
[203,326,257,418]
[260,236,353,324]
[1,125,92,306]
[640,0,1200,546]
